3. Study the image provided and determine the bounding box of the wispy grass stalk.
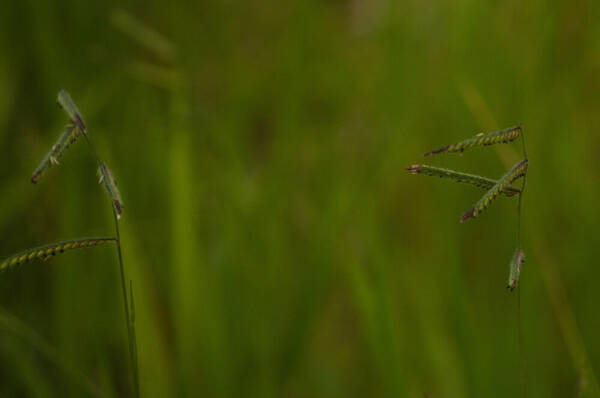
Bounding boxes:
[112,206,139,398]
[70,93,139,398]
[408,124,529,293]
[22,89,139,396]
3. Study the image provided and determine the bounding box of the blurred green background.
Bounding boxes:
[0,1,599,397]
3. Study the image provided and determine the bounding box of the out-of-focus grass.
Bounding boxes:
[1,1,600,397]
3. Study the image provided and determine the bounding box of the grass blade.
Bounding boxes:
[57,89,88,135]
[97,162,124,219]
[406,164,521,197]
[31,124,81,183]
[461,158,528,222]
[0,237,116,272]
[507,248,525,291]
[424,125,521,156]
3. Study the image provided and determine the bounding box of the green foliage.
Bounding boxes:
[2,2,599,397]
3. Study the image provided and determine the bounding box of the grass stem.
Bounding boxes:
[112,208,140,398]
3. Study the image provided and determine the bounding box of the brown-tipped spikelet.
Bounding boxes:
[0,237,116,272]
[424,125,521,156]
[461,158,528,222]
[57,89,88,135]
[98,162,124,219]
[507,248,525,291]
[406,164,521,197]
[31,124,81,183]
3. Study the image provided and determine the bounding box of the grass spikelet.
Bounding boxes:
[0,237,116,272]
[31,124,82,183]
[57,89,88,135]
[406,164,521,197]
[507,248,525,291]
[97,162,124,219]
[424,125,521,156]
[460,158,528,222]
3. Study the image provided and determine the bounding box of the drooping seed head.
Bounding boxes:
[31,124,82,184]
[0,237,116,272]
[424,125,521,157]
[507,248,525,291]
[97,162,124,219]
[57,89,88,135]
[406,164,521,197]
[461,158,528,222]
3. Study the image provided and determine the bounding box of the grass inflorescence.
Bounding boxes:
[0,238,116,272]
[460,158,528,222]
[57,89,88,135]
[507,248,525,291]
[406,164,521,197]
[2,89,139,396]
[408,125,528,291]
[424,125,521,156]
[31,124,82,183]
[98,161,124,219]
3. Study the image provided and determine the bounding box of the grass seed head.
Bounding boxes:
[507,248,525,291]
[424,125,521,156]
[0,238,116,272]
[57,89,88,135]
[460,158,528,222]
[406,164,521,197]
[98,162,124,219]
[31,124,81,183]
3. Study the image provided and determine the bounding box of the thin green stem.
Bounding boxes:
[112,208,139,398]
[82,134,102,164]
[516,174,527,248]
[516,129,528,248]
[82,130,139,397]
[516,128,528,397]
[517,285,526,397]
